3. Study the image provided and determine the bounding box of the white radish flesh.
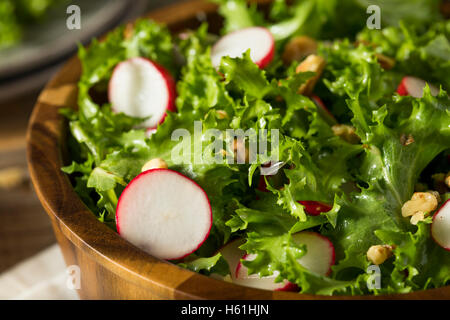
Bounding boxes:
[211,27,275,69]
[109,57,176,129]
[397,76,440,98]
[432,200,450,251]
[234,254,297,291]
[292,232,335,276]
[116,169,212,260]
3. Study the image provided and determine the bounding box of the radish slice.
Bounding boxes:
[298,201,332,216]
[116,169,212,260]
[292,232,335,276]
[232,231,334,290]
[431,199,450,251]
[311,95,337,125]
[396,76,440,98]
[234,254,298,291]
[218,239,246,276]
[211,27,275,69]
[109,57,176,129]
[210,239,245,281]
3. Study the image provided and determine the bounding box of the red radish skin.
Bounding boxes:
[275,282,299,292]
[152,61,177,125]
[108,57,176,130]
[211,27,275,69]
[311,95,337,125]
[431,199,450,251]
[397,80,409,96]
[257,176,332,217]
[396,76,440,98]
[257,175,269,192]
[116,169,212,260]
[298,201,333,216]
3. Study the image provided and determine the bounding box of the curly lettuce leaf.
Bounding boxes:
[358,20,450,90]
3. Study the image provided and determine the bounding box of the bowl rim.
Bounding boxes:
[26,0,450,300]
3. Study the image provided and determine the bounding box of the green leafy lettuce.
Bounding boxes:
[62,2,450,296]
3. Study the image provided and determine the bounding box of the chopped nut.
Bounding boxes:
[410,211,425,225]
[295,54,326,96]
[332,124,361,144]
[0,167,26,189]
[375,53,395,70]
[401,192,438,217]
[441,1,450,19]
[426,190,441,203]
[216,110,229,119]
[354,39,373,47]
[400,133,415,146]
[123,22,134,39]
[282,36,318,65]
[142,158,168,172]
[232,139,249,163]
[367,245,393,265]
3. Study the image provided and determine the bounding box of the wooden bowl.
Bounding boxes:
[27,0,450,300]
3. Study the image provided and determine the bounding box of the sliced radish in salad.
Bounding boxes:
[218,239,246,276]
[116,169,212,260]
[109,57,176,129]
[431,199,450,251]
[234,254,298,291]
[292,232,335,276]
[311,95,337,125]
[298,201,332,216]
[211,27,275,69]
[231,231,334,291]
[396,76,440,98]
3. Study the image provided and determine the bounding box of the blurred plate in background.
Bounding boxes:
[0,0,149,103]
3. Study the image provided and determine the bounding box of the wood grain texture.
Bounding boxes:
[27,0,450,300]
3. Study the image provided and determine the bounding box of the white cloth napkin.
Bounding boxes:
[0,244,79,300]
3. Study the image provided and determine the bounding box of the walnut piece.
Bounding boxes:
[401,192,438,218]
[375,53,396,70]
[400,133,415,146]
[332,124,361,144]
[232,139,249,164]
[367,245,393,265]
[216,110,229,119]
[282,36,318,65]
[295,54,326,96]
[142,158,168,172]
[410,211,425,225]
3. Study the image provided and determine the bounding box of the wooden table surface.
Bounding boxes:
[0,90,56,273]
[0,0,182,274]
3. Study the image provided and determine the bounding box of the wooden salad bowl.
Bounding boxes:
[27,0,450,300]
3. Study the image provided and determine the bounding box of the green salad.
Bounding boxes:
[62,0,450,296]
